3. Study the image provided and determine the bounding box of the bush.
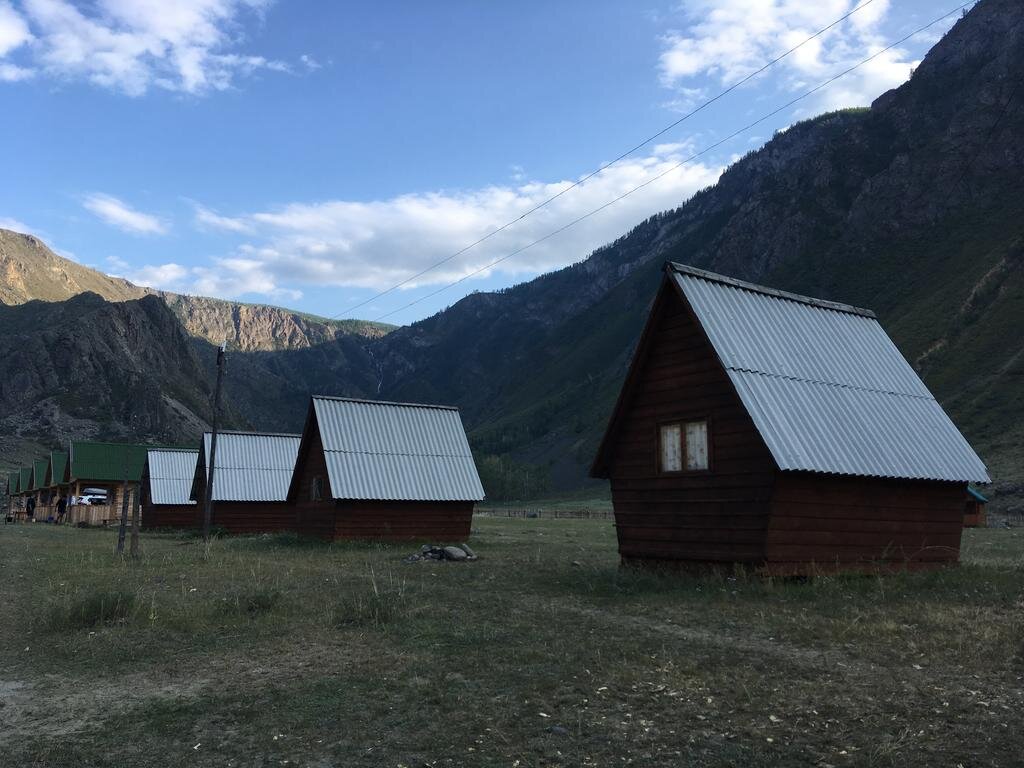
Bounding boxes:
[49,590,137,630]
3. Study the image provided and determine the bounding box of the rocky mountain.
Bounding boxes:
[2,0,1021,507]
[0,229,391,352]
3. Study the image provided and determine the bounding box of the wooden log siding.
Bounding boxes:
[293,402,476,541]
[607,289,776,566]
[764,474,966,573]
[190,475,297,534]
[140,478,196,530]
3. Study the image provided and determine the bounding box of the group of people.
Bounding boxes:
[12,494,68,524]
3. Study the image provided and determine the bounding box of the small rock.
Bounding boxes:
[443,546,468,561]
[460,543,477,559]
[571,560,581,567]
[547,725,569,736]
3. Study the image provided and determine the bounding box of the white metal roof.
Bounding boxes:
[200,432,301,502]
[311,396,485,501]
[670,263,990,483]
[146,449,198,506]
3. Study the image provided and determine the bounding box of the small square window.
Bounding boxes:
[659,419,709,473]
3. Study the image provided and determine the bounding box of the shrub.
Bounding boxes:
[49,590,137,631]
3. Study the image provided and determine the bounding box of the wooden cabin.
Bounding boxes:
[16,467,32,518]
[963,487,988,528]
[290,396,485,540]
[591,263,990,575]
[63,441,152,526]
[141,448,199,529]
[190,431,301,534]
[29,458,50,517]
[40,450,69,520]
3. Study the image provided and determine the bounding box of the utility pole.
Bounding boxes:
[203,341,227,542]
[129,484,141,559]
[116,449,130,555]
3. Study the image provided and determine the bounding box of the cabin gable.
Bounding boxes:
[604,279,777,566]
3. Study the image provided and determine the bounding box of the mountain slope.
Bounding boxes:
[0,228,391,352]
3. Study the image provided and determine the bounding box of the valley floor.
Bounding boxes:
[0,519,1021,767]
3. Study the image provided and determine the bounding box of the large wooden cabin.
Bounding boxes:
[141,448,199,529]
[63,441,152,526]
[591,263,989,575]
[190,431,301,534]
[290,396,485,541]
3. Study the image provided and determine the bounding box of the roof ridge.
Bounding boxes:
[322,448,473,458]
[667,262,877,318]
[203,431,302,438]
[726,366,936,400]
[313,394,460,411]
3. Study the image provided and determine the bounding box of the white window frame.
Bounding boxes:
[658,418,710,474]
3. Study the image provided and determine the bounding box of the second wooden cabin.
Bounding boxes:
[290,396,485,540]
[592,262,989,574]
[190,431,301,533]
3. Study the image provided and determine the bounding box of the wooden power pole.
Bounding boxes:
[116,451,130,555]
[203,342,227,542]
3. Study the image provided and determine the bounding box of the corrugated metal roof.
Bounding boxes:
[201,432,300,502]
[68,441,153,483]
[47,451,68,487]
[312,396,485,501]
[146,449,199,506]
[30,459,48,491]
[19,467,32,493]
[7,471,19,495]
[670,263,989,483]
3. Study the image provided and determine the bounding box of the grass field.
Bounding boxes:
[1,520,1022,767]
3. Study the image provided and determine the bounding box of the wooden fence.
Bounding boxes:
[476,507,614,520]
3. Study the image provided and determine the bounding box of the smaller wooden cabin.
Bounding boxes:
[963,487,988,528]
[190,431,301,534]
[6,471,20,518]
[592,263,989,574]
[29,458,50,516]
[290,396,485,540]
[63,441,152,526]
[141,448,199,529]
[16,467,32,517]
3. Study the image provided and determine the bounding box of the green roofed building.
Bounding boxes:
[7,471,19,496]
[46,451,69,489]
[66,441,170,525]
[19,468,33,496]
[30,459,48,492]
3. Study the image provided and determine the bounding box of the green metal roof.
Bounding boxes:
[967,486,988,503]
[19,467,32,493]
[7,471,19,495]
[67,441,156,483]
[47,451,68,487]
[29,459,48,491]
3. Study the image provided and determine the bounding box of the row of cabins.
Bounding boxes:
[5,263,991,572]
[6,443,151,525]
[8,396,487,541]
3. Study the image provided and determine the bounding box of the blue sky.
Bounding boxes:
[0,0,964,325]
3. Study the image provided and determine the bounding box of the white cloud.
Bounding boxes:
[0,215,32,233]
[0,0,295,96]
[131,146,721,301]
[83,193,168,235]
[193,202,253,233]
[0,1,31,56]
[658,0,933,111]
[126,262,190,289]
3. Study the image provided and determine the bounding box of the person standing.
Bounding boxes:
[25,495,35,521]
[55,494,68,525]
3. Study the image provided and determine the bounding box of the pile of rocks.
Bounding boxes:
[403,543,478,563]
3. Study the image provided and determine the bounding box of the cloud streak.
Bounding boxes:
[127,145,722,303]
[83,193,168,235]
[0,0,307,95]
[657,0,945,113]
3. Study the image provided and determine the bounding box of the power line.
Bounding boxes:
[372,1,974,323]
[329,0,882,320]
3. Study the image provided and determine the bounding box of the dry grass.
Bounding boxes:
[0,520,1021,767]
